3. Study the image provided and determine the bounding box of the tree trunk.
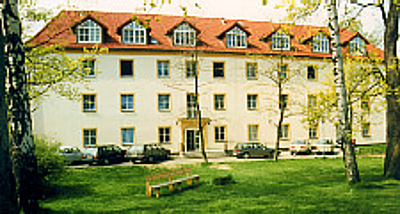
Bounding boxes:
[274,84,284,161]
[0,17,18,214]
[3,0,40,212]
[328,0,360,183]
[384,1,400,179]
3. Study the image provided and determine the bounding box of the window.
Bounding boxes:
[281,124,290,140]
[361,97,370,111]
[174,23,196,46]
[279,94,289,110]
[246,62,258,79]
[309,124,318,139]
[214,94,226,110]
[186,61,197,78]
[159,127,171,143]
[187,94,197,118]
[362,122,371,137]
[227,27,247,48]
[83,128,97,147]
[312,34,329,53]
[157,60,170,77]
[121,94,134,112]
[350,36,366,55]
[308,94,317,109]
[213,62,225,78]
[307,65,317,80]
[83,94,96,112]
[120,60,134,77]
[215,126,226,142]
[248,124,259,141]
[247,94,258,110]
[121,128,135,145]
[122,21,146,44]
[158,94,171,111]
[82,60,95,77]
[77,19,101,43]
[271,31,290,51]
[279,64,288,79]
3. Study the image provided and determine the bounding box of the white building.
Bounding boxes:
[29,11,385,153]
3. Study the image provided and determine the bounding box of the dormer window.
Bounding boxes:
[77,19,101,44]
[174,23,196,46]
[271,31,290,51]
[123,21,146,44]
[312,34,329,53]
[350,36,366,55]
[227,27,247,48]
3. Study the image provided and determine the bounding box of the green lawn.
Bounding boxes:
[41,158,400,213]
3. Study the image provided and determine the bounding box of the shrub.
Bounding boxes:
[34,135,66,197]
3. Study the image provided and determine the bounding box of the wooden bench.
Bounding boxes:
[145,168,200,198]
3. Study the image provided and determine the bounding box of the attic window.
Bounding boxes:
[174,23,196,46]
[271,31,290,51]
[350,36,366,55]
[226,26,247,48]
[77,19,101,44]
[312,34,329,53]
[123,21,146,44]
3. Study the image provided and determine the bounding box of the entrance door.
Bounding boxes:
[185,129,200,152]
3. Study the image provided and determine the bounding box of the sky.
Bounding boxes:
[28,0,384,45]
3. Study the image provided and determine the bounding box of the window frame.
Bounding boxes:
[83,128,97,147]
[120,93,135,112]
[246,62,258,80]
[186,60,198,78]
[279,64,289,80]
[157,60,170,78]
[82,93,97,112]
[121,127,135,145]
[158,126,172,144]
[214,93,226,111]
[213,61,225,78]
[248,124,259,142]
[281,123,290,140]
[247,94,259,111]
[362,122,371,137]
[279,93,289,110]
[226,26,247,48]
[309,124,319,139]
[122,21,147,45]
[76,19,102,44]
[158,93,171,112]
[349,36,366,56]
[174,22,196,46]
[82,59,96,77]
[307,65,318,81]
[361,96,370,111]
[271,31,290,51]
[308,94,318,109]
[312,34,330,53]
[214,125,227,142]
[120,59,134,77]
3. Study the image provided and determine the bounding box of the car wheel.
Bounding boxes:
[148,156,154,163]
[243,153,250,159]
[291,151,295,156]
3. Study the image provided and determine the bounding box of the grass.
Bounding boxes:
[40,157,400,213]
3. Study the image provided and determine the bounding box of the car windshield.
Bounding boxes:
[293,140,306,144]
[129,145,144,152]
[84,148,97,154]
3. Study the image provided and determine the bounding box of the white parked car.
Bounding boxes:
[290,139,312,155]
[311,138,336,154]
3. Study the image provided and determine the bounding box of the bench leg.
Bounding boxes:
[155,188,161,198]
[147,187,152,197]
[195,177,200,185]
[177,182,182,191]
[187,178,193,185]
[169,184,174,191]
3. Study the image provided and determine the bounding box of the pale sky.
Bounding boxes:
[28,0,384,45]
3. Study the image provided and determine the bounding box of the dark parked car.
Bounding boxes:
[126,143,171,163]
[58,146,88,164]
[83,144,126,165]
[233,142,278,158]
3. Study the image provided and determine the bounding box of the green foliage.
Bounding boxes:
[34,135,66,197]
[39,158,400,213]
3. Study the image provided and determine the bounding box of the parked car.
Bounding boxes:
[83,144,126,165]
[290,139,312,155]
[311,138,336,154]
[233,142,278,159]
[58,146,88,164]
[126,143,171,163]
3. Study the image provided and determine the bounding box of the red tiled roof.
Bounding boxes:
[27,10,384,59]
